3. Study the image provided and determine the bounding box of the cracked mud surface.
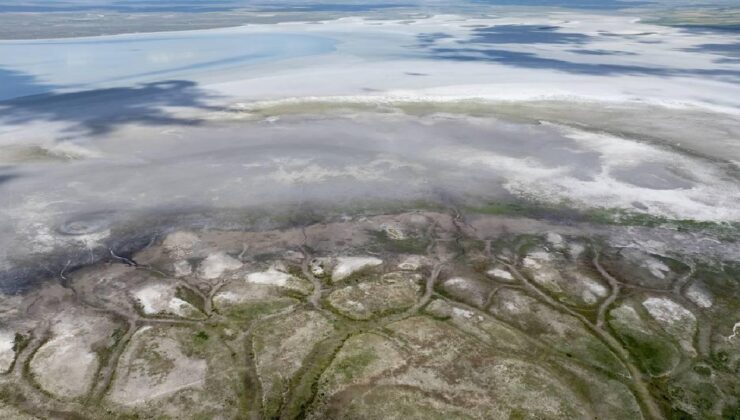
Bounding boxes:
[1,209,739,419]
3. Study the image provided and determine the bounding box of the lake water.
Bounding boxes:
[0,31,336,100]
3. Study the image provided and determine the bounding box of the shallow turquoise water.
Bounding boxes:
[0,31,336,100]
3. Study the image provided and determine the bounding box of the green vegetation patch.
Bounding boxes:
[137,341,177,380]
[220,299,296,325]
[252,310,334,419]
[607,304,681,377]
[367,230,430,254]
[175,286,206,314]
[179,329,214,359]
[471,199,739,237]
[326,276,420,320]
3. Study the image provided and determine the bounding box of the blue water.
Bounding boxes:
[0,32,336,100]
[1,0,737,14]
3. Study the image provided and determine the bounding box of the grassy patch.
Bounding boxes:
[222,299,295,325]
[180,330,213,359]
[12,333,30,355]
[92,325,127,375]
[333,347,377,383]
[175,286,206,314]
[282,333,352,420]
[0,383,27,406]
[138,341,176,380]
[621,333,680,377]
[367,230,430,254]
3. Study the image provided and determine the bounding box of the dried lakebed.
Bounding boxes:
[0,210,739,419]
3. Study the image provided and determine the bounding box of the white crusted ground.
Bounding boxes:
[730,322,740,341]
[162,231,200,259]
[173,260,193,277]
[398,255,425,271]
[522,251,563,293]
[29,310,115,399]
[245,267,313,294]
[642,297,697,355]
[133,283,201,318]
[685,283,714,309]
[331,256,383,282]
[0,329,15,372]
[246,268,292,287]
[108,327,207,406]
[198,252,243,280]
[487,267,514,282]
[444,277,475,292]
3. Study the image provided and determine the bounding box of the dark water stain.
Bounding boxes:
[417,32,454,47]
[569,49,638,56]
[685,42,740,58]
[0,80,218,136]
[424,46,740,81]
[462,25,591,45]
[675,24,740,34]
[0,172,18,186]
[0,68,59,101]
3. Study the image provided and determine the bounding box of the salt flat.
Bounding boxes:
[0,3,739,418]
